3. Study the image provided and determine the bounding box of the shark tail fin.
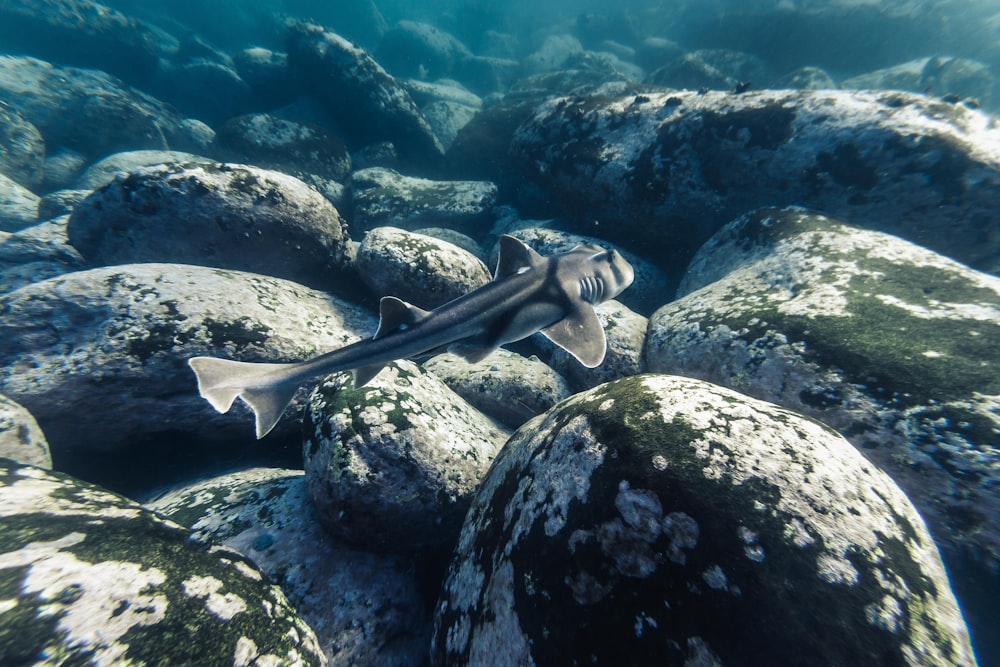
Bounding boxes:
[188,357,300,439]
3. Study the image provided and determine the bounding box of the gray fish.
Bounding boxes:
[189,235,635,438]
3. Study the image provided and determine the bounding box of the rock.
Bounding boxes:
[214,114,351,207]
[423,350,571,429]
[0,104,44,190]
[0,393,50,468]
[286,21,444,163]
[413,227,486,263]
[0,263,376,452]
[635,36,685,72]
[645,206,1000,568]
[511,89,1000,280]
[42,147,87,191]
[232,47,302,110]
[38,189,91,220]
[0,0,174,84]
[547,299,647,392]
[0,459,325,666]
[432,375,975,666]
[487,227,673,316]
[356,227,491,308]
[401,79,483,110]
[148,468,431,666]
[377,21,472,80]
[564,49,645,83]
[303,361,507,557]
[452,55,519,97]
[0,216,83,293]
[422,100,480,152]
[843,56,994,107]
[351,167,497,237]
[840,58,927,92]
[775,66,837,90]
[154,58,252,126]
[647,49,772,90]
[67,163,355,292]
[523,34,586,74]
[0,56,207,160]
[75,150,214,190]
[0,173,40,232]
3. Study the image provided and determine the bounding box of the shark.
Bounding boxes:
[189,235,635,438]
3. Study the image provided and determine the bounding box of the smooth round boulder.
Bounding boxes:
[67,162,355,292]
[432,375,974,666]
[0,459,324,666]
[0,393,50,468]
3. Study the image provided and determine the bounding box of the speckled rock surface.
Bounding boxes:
[356,227,491,308]
[645,206,1000,568]
[0,216,83,293]
[352,167,497,236]
[0,394,50,468]
[67,163,356,292]
[0,173,40,232]
[74,149,214,191]
[510,89,1000,279]
[148,468,432,666]
[0,263,376,452]
[0,56,209,160]
[488,226,673,316]
[304,361,507,556]
[0,459,326,666]
[423,349,571,429]
[0,104,44,190]
[432,375,975,666]
[286,21,444,162]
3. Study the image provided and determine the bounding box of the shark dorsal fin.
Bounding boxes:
[494,235,545,280]
[374,296,431,339]
[540,306,607,368]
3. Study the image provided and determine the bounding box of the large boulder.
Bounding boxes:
[644,207,1000,569]
[0,263,376,452]
[286,21,444,163]
[510,89,1000,280]
[0,459,325,666]
[432,375,975,666]
[67,163,355,292]
[148,467,432,666]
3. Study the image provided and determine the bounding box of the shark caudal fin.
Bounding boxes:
[188,357,300,439]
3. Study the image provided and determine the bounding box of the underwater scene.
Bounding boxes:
[1,0,999,665]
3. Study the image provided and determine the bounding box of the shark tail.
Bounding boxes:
[188,357,300,439]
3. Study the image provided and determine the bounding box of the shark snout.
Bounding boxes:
[605,249,635,298]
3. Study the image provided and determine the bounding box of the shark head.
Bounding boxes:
[568,245,635,305]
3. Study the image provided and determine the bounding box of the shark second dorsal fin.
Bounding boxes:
[375,296,431,339]
[494,235,545,280]
[540,306,607,368]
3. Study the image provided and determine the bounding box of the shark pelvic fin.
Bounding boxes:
[540,306,607,368]
[352,363,386,387]
[188,357,299,439]
[448,341,497,364]
[493,235,544,280]
[375,296,431,338]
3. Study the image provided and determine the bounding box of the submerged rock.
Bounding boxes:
[0,263,376,452]
[0,173,40,232]
[511,89,1000,279]
[351,167,497,236]
[0,105,44,190]
[303,361,507,557]
[356,227,491,309]
[0,216,83,293]
[149,468,431,666]
[75,149,214,191]
[433,375,974,666]
[0,56,209,160]
[377,20,472,80]
[67,162,355,292]
[0,459,326,666]
[286,21,444,163]
[0,393,50,468]
[645,206,1000,567]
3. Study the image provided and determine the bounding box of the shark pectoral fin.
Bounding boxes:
[540,307,607,368]
[448,341,498,364]
[375,296,431,338]
[493,235,544,280]
[352,363,386,387]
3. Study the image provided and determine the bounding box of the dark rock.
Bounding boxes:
[286,21,444,164]
[232,47,303,110]
[67,162,355,292]
[510,89,1000,280]
[432,375,975,666]
[0,458,325,666]
[377,20,472,80]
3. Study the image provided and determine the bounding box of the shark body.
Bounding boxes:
[189,235,635,438]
